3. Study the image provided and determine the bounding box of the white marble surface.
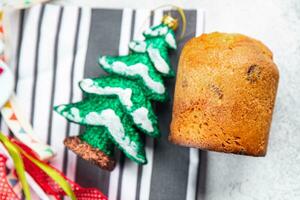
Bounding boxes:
[52,0,300,199]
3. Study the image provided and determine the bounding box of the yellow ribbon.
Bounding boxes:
[0,132,77,200]
[21,145,77,200]
[0,132,31,200]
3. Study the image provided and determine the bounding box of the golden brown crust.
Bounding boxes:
[64,136,116,171]
[169,32,279,156]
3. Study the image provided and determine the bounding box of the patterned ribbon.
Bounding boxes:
[1,96,56,161]
[0,133,31,200]
[1,133,108,200]
[0,132,78,200]
[1,8,55,162]
[0,154,20,200]
[5,167,23,198]
[13,138,108,200]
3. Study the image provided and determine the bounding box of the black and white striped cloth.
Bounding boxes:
[2,4,204,200]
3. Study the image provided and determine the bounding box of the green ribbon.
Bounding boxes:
[0,132,31,200]
[0,132,77,200]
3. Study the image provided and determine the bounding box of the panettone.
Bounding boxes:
[169,32,279,156]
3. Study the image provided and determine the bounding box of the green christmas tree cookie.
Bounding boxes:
[54,15,179,171]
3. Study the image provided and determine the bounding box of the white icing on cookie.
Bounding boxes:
[165,32,177,49]
[56,105,66,113]
[80,79,133,109]
[147,47,170,74]
[57,106,82,123]
[100,56,165,94]
[70,107,81,122]
[85,109,144,162]
[165,33,177,49]
[129,41,147,53]
[131,107,154,132]
[144,26,168,37]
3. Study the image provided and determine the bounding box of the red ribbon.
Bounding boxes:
[0,154,20,200]
[12,139,108,200]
